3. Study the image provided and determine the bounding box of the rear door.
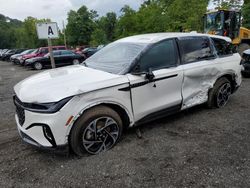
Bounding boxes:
[178,36,218,109]
[127,39,184,122]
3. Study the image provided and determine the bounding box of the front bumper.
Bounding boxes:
[14,96,78,149]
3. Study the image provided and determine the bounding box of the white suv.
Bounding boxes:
[14,33,242,156]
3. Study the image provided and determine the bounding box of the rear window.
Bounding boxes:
[179,37,214,63]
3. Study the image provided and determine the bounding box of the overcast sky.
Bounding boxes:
[0,0,143,28]
[0,0,232,29]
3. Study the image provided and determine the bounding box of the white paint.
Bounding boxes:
[116,32,232,44]
[36,22,59,39]
[13,33,242,148]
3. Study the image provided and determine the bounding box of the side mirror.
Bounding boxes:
[145,68,155,81]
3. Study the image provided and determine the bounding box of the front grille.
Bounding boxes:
[13,96,25,126]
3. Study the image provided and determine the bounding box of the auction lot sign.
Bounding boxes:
[36,22,59,39]
[36,22,59,68]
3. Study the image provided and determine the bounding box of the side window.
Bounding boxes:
[179,37,213,63]
[139,39,178,72]
[53,51,61,56]
[61,51,72,55]
[211,38,235,56]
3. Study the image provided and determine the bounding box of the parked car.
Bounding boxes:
[0,49,8,57]
[10,49,35,64]
[82,47,98,59]
[13,33,242,156]
[1,49,26,61]
[25,50,84,70]
[20,46,66,65]
[75,45,89,55]
[241,49,250,77]
[0,49,11,60]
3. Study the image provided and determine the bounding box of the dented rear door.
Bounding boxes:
[178,36,219,109]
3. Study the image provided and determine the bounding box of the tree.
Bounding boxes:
[212,0,242,9]
[165,0,209,32]
[242,0,250,28]
[115,5,138,38]
[66,5,96,46]
[135,1,166,33]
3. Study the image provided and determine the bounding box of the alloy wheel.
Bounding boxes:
[217,83,231,107]
[82,117,119,154]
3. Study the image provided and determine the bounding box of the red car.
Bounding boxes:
[20,46,66,65]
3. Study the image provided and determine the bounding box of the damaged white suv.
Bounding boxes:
[14,33,242,156]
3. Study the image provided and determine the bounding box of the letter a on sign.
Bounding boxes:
[36,22,59,39]
[48,26,54,35]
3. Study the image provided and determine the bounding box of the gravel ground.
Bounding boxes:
[0,60,250,188]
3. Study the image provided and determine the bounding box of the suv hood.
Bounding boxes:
[14,65,129,103]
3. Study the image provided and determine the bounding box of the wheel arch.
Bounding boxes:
[67,101,133,137]
[215,73,237,92]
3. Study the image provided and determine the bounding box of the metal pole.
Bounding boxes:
[48,38,56,69]
[63,20,67,48]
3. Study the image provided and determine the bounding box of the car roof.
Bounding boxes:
[116,32,232,44]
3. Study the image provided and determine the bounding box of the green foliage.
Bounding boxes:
[242,0,250,28]
[164,0,209,32]
[66,5,96,46]
[212,0,242,9]
[1,0,248,49]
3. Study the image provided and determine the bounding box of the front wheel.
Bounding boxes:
[207,77,232,108]
[69,106,123,156]
[33,62,43,70]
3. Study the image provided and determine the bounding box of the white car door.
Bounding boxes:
[127,39,184,123]
[178,36,219,109]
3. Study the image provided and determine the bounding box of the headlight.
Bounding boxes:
[14,96,73,113]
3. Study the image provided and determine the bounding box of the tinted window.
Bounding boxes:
[40,48,49,54]
[139,39,178,72]
[53,51,61,56]
[179,37,213,63]
[61,51,73,55]
[211,38,235,56]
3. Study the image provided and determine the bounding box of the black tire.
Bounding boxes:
[69,106,123,156]
[238,43,250,56]
[33,62,43,70]
[207,77,231,108]
[242,72,250,78]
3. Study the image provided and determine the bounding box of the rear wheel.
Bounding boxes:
[69,106,123,156]
[33,62,43,70]
[72,59,80,65]
[207,77,232,108]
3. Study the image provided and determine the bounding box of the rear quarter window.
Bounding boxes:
[211,38,236,56]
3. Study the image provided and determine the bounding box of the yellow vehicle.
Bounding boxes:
[204,9,250,54]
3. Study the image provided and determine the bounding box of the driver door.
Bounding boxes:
[127,39,184,123]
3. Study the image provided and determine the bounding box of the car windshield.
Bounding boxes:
[85,42,147,74]
[205,12,222,33]
[31,49,38,54]
[21,49,33,55]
